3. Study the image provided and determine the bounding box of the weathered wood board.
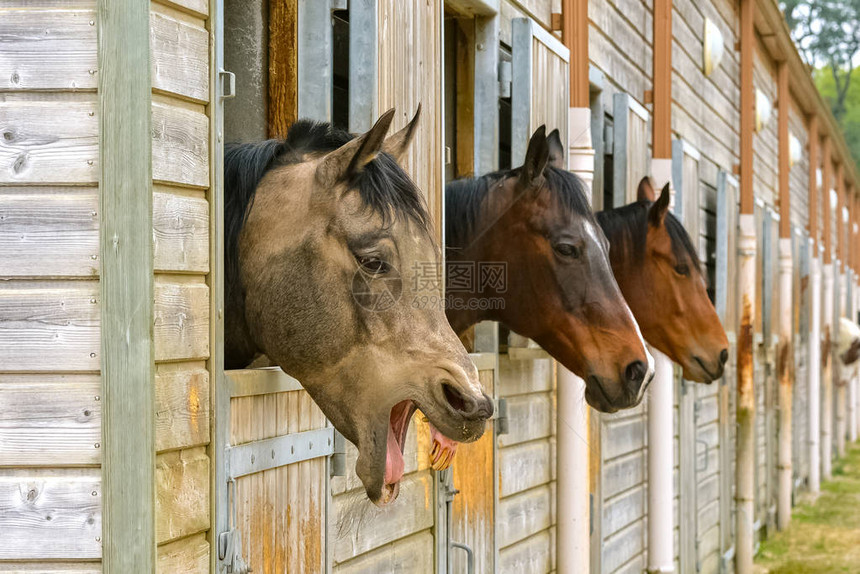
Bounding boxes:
[0,470,102,560]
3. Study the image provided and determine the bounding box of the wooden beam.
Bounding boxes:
[97,0,155,570]
[778,62,790,238]
[652,0,672,159]
[849,186,856,273]
[740,0,755,214]
[809,115,819,247]
[838,164,845,267]
[562,0,589,108]
[268,0,298,137]
[823,137,832,264]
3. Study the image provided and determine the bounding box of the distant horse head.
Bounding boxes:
[445,127,653,413]
[596,177,729,382]
[837,317,860,367]
[224,108,493,506]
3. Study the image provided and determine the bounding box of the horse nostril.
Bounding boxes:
[442,384,494,419]
[625,360,647,392]
[720,349,729,365]
[442,383,467,413]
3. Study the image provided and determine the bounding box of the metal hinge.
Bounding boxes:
[494,397,509,435]
[330,430,347,477]
[590,493,594,534]
[219,69,236,100]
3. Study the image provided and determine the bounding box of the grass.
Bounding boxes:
[755,443,860,573]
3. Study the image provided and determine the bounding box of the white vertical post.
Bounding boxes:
[557,367,590,574]
[777,238,793,530]
[647,159,675,574]
[850,273,858,444]
[736,212,758,574]
[557,106,593,574]
[822,263,834,480]
[837,269,847,459]
[809,254,822,494]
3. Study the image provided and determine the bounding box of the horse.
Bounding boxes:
[593,176,729,382]
[223,108,493,506]
[444,126,653,416]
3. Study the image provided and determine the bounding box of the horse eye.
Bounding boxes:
[674,263,690,276]
[357,256,390,275]
[554,243,581,258]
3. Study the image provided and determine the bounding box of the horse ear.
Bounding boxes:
[637,176,657,202]
[316,108,396,186]
[648,182,671,227]
[547,129,564,169]
[381,104,421,163]
[519,125,549,188]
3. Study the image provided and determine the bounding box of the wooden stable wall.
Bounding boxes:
[496,355,557,573]
[0,2,102,569]
[0,0,212,570]
[149,0,213,571]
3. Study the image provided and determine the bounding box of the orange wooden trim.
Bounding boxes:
[268,0,299,138]
[740,0,755,214]
[778,62,790,238]
[845,184,857,269]
[823,136,832,263]
[652,0,672,159]
[563,0,589,108]
[837,164,845,266]
[809,115,819,246]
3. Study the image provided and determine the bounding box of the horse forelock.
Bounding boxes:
[445,166,594,252]
[596,201,703,276]
[224,119,433,289]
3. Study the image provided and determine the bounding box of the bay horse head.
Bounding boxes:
[445,127,653,413]
[224,108,493,506]
[595,177,729,382]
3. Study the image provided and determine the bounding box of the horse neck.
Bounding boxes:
[224,266,259,369]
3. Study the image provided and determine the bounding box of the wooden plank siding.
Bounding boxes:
[229,389,327,572]
[377,0,444,237]
[0,1,105,569]
[497,355,556,573]
[148,1,212,571]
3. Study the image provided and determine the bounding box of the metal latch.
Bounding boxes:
[219,69,236,100]
[499,60,512,98]
[494,397,509,435]
[218,480,250,573]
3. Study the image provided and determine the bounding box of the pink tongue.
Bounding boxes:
[429,424,460,471]
[384,424,405,485]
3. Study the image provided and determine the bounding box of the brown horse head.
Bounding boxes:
[445,127,653,413]
[596,177,729,382]
[224,108,493,505]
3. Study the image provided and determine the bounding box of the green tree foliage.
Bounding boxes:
[815,66,860,165]
[783,1,860,163]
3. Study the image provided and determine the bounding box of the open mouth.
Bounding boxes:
[379,399,463,505]
[381,400,417,505]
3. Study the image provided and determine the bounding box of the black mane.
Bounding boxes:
[224,120,431,282]
[596,200,702,272]
[445,166,595,250]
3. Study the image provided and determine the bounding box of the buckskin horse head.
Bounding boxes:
[445,126,653,414]
[223,108,493,505]
[594,176,729,382]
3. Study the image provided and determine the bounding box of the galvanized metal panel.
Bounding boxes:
[348,0,377,132]
[298,0,333,122]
